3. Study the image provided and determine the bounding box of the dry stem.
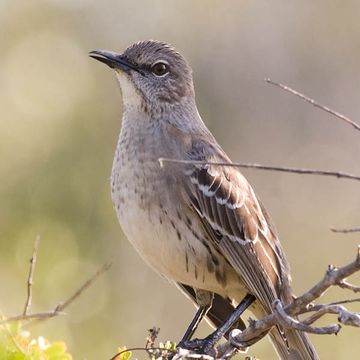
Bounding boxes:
[264,78,360,132]
[173,247,360,359]
[331,227,360,234]
[23,236,40,316]
[158,158,360,182]
[220,247,360,353]
[1,262,111,326]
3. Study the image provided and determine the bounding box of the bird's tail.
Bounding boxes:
[269,327,320,360]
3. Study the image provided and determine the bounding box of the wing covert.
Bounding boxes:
[185,163,292,312]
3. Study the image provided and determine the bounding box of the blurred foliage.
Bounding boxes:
[1,1,360,359]
[113,347,132,360]
[111,339,177,360]
[0,321,71,360]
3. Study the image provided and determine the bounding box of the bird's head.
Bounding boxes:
[90,40,195,113]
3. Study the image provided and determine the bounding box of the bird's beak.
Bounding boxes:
[89,50,144,75]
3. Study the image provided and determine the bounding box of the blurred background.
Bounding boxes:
[1,1,360,359]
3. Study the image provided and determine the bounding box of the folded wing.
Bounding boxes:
[183,140,292,312]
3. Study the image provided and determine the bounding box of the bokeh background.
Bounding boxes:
[1,1,360,359]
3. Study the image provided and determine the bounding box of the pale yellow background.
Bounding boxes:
[1,1,359,359]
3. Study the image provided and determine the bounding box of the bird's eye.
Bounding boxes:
[151,61,169,76]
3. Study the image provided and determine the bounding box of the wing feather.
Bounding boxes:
[185,164,292,312]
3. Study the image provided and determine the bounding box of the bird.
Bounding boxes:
[89,40,319,360]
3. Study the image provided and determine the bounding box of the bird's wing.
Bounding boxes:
[182,141,292,312]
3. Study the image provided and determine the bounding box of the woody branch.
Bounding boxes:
[0,240,111,326]
[209,246,360,359]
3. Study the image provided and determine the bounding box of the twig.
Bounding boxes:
[158,158,360,182]
[56,262,111,311]
[338,280,360,293]
[273,300,340,335]
[220,247,360,353]
[23,236,40,316]
[288,248,360,314]
[301,297,360,310]
[302,305,360,327]
[0,310,66,324]
[109,347,166,360]
[146,326,161,349]
[264,78,360,132]
[331,227,360,234]
[0,263,111,326]
[323,297,360,306]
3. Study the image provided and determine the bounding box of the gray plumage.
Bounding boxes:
[90,40,320,360]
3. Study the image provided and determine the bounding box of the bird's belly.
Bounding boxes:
[115,192,245,297]
[117,203,186,278]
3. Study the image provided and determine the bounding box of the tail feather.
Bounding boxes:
[269,327,320,360]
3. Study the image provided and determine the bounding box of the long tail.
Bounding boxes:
[269,327,320,360]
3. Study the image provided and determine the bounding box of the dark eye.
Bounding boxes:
[151,62,169,76]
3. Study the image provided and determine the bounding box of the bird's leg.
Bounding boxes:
[178,303,212,347]
[178,289,213,347]
[179,294,256,354]
[200,294,256,354]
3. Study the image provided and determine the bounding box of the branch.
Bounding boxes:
[1,262,111,326]
[264,78,360,132]
[111,248,360,360]
[23,236,40,316]
[338,280,360,293]
[331,227,360,234]
[322,297,360,306]
[213,247,360,356]
[273,300,340,335]
[303,305,360,327]
[158,158,360,182]
[56,262,111,311]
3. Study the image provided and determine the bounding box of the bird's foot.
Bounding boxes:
[177,334,217,356]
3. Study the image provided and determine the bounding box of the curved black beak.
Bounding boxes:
[89,50,144,75]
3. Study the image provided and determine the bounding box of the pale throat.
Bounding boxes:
[115,70,143,110]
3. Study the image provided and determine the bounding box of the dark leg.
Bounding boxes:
[178,304,211,347]
[201,294,256,353]
[179,294,256,354]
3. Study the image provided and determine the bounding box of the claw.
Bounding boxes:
[177,335,217,356]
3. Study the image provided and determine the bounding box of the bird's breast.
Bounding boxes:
[110,118,246,298]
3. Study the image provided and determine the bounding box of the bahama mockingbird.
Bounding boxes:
[90,40,319,360]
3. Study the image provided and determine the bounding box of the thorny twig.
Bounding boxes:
[264,78,360,132]
[1,261,111,326]
[215,247,360,356]
[23,236,40,317]
[264,79,360,235]
[56,262,111,312]
[338,280,360,293]
[158,158,360,182]
[331,227,360,234]
[302,305,360,327]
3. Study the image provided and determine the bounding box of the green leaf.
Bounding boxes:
[0,320,72,360]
